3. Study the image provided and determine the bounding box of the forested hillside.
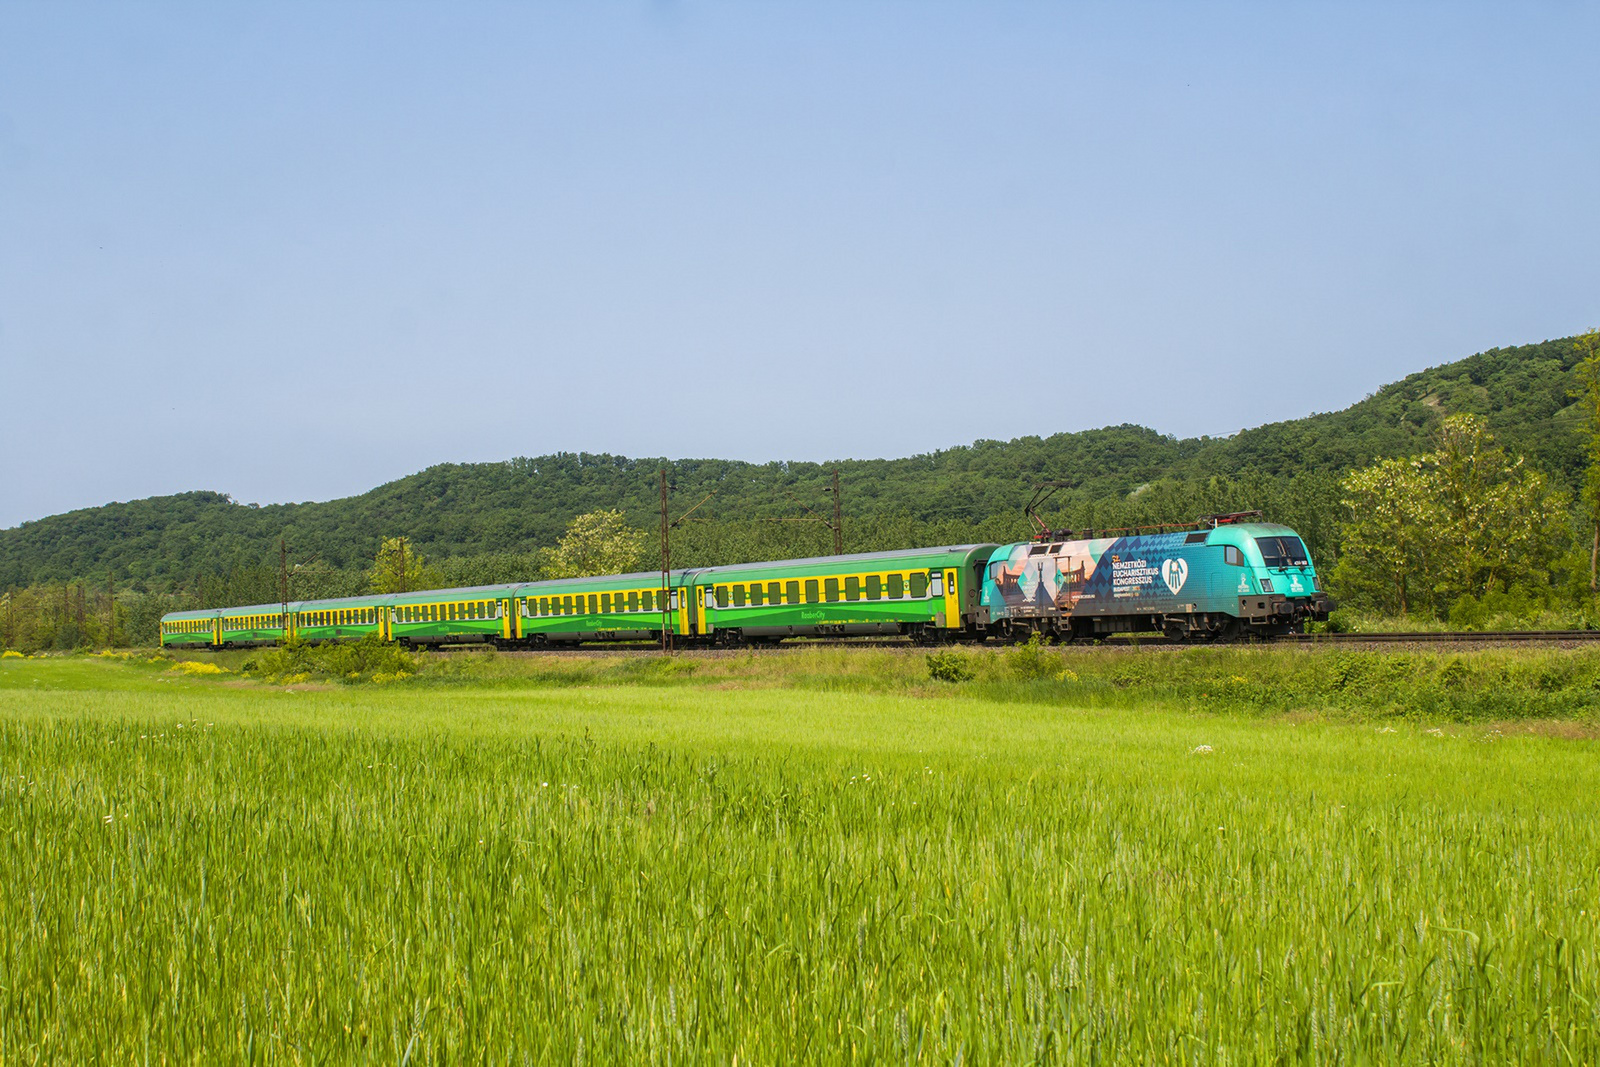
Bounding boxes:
[1,334,1591,596]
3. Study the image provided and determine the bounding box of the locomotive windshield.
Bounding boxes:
[1255,536,1309,568]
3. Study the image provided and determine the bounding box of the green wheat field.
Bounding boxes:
[1,649,1597,1063]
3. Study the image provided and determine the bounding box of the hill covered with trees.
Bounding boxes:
[1,334,1592,604]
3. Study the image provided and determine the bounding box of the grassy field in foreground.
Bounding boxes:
[1,656,1597,1063]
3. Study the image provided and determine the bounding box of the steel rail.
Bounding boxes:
[415,629,1600,654]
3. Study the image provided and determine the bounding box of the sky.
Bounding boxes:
[2,2,1598,529]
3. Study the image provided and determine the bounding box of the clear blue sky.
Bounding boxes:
[2,2,1597,529]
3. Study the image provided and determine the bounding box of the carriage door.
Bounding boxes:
[212,616,222,647]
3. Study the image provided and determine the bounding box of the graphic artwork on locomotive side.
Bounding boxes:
[983,518,1332,640]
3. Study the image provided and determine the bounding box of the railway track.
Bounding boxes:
[425,629,1600,654]
[1283,629,1600,645]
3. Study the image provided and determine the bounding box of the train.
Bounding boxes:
[160,513,1331,649]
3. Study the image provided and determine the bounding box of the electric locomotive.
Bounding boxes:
[981,511,1332,641]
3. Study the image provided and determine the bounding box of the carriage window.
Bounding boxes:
[587,595,598,613]
[911,573,930,598]
[804,579,819,604]
[748,583,764,607]
[766,582,780,605]
[844,576,860,601]
[714,585,729,609]
[887,573,904,598]
[600,593,612,612]
[641,590,654,612]
[782,581,797,605]
[627,591,639,611]
[824,578,840,602]
[1224,546,1246,567]
[732,584,747,607]
[866,575,882,600]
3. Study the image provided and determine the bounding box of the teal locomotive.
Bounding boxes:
[160,515,1330,649]
[982,513,1331,641]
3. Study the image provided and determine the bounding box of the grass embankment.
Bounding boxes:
[128,637,1600,724]
[1,653,1597,1062]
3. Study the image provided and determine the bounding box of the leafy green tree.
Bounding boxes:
[1428,414,1566,604]
[540,510,647,579]
[369,537,440,594]
[1569,329,1600,590]
[1331,414,1565,617]
[1329,458,1437,615]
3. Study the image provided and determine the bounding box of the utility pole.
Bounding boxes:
[830,468,843,555]
[279,538,289,611]
[106,568,115,648]
[397,537,407,594]
[659,469,672,653]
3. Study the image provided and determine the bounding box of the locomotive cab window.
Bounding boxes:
[1255,536,1309,569]
[1224,546,1246,567]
